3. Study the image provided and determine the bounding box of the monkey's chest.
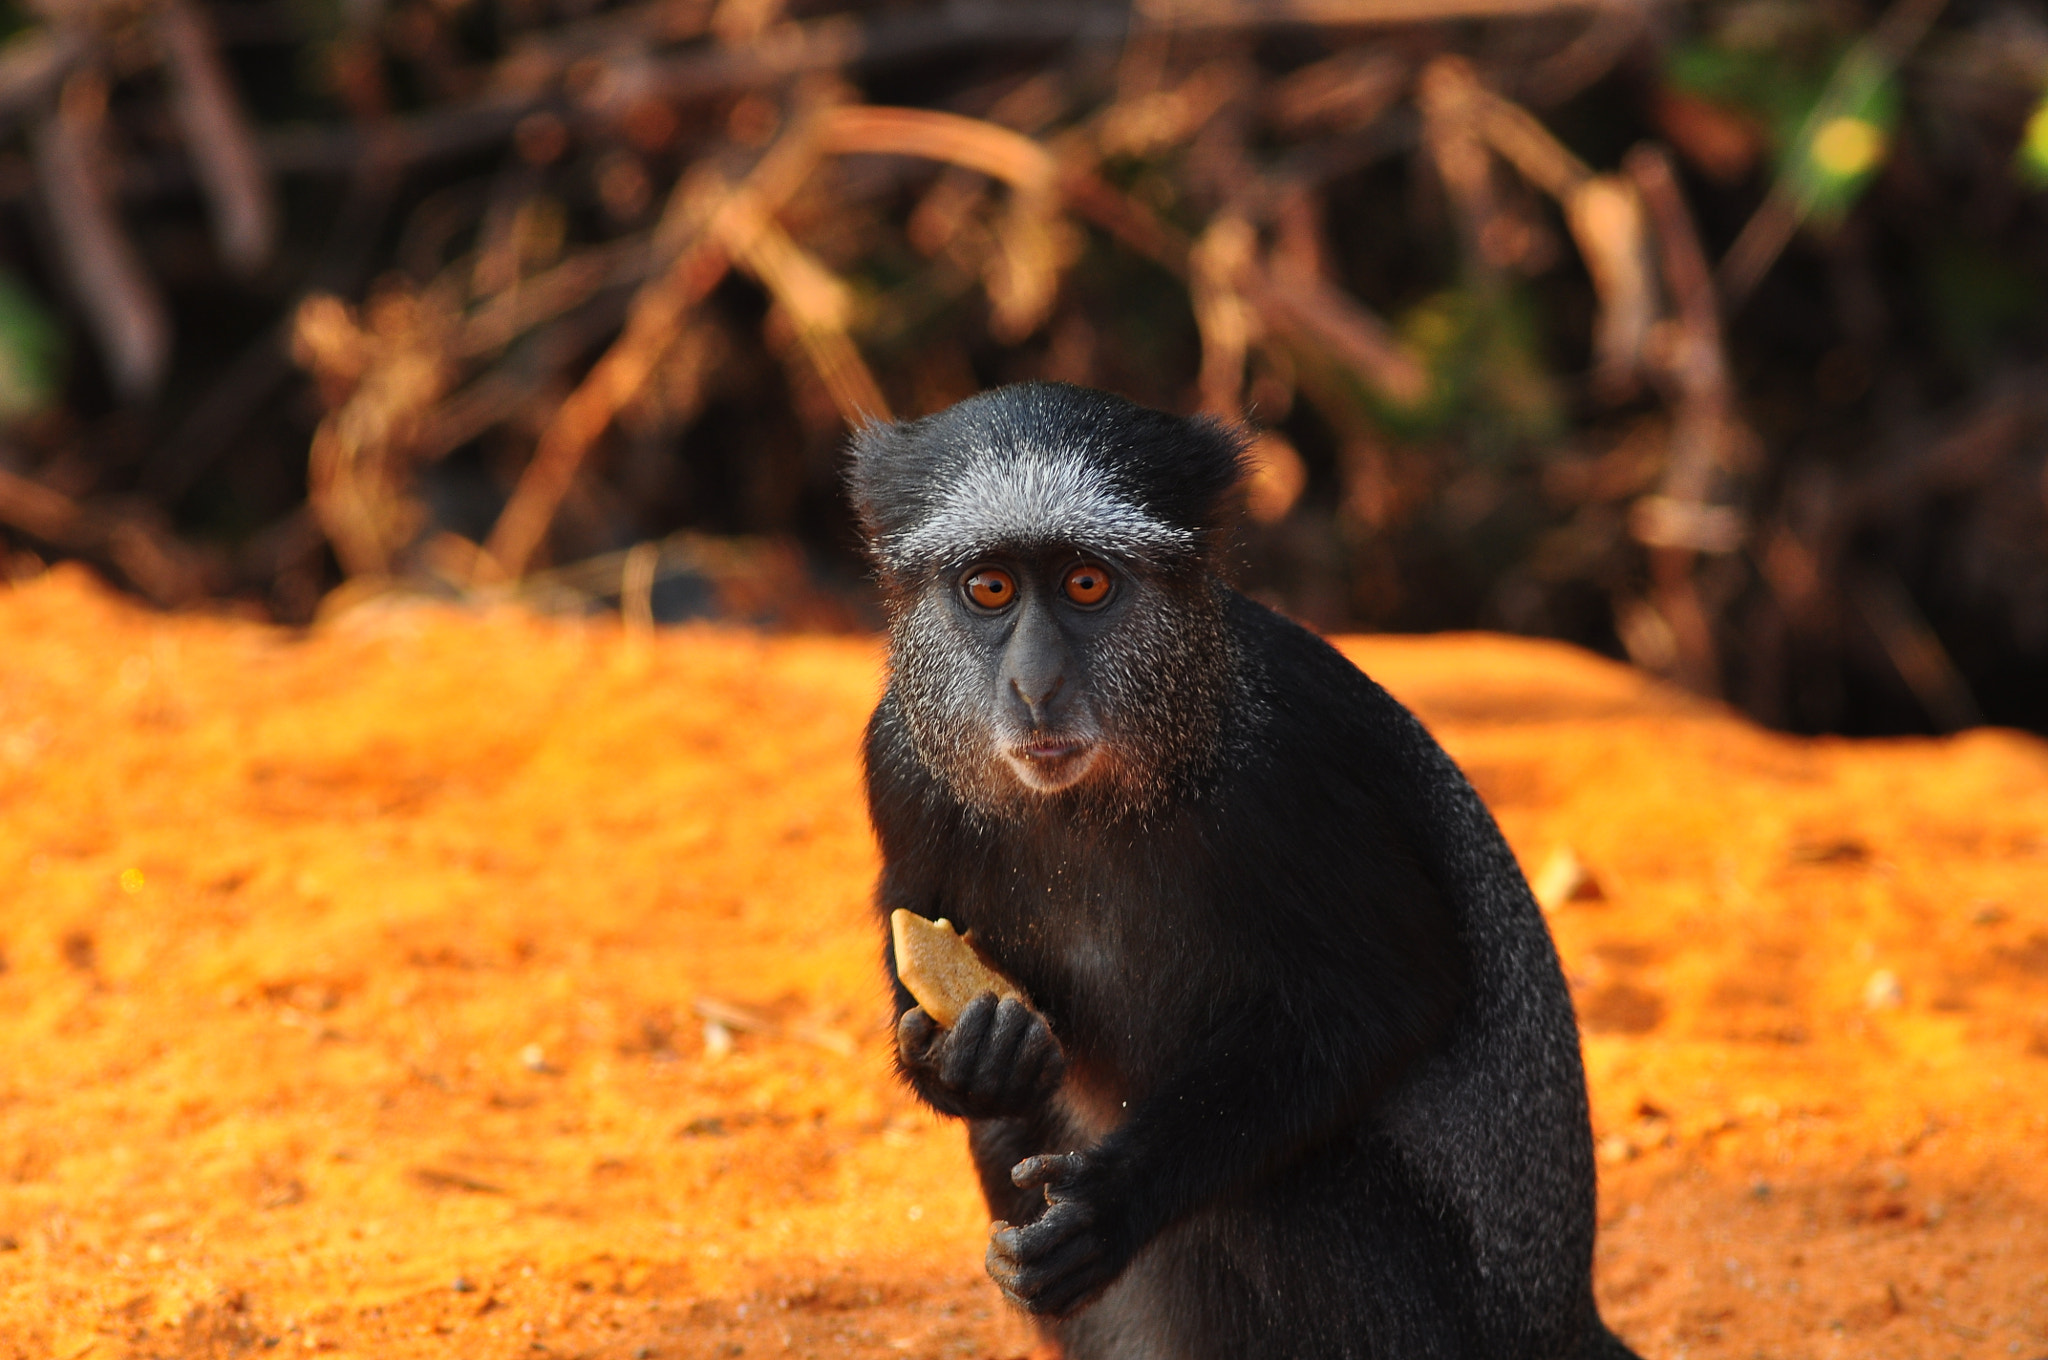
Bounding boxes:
[946,855,1214,1096]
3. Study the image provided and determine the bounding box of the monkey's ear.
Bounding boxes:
[1166,414,1254,539]
[845,416,939,560]
[1110,410,1252,545]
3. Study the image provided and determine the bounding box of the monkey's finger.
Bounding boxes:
[1019,1199,1097,1256]
[988,1225,1106,1314]
[984,1237,1029,1304]
[895,1007,941,1066]
[989,1203,1089,1262]
[937,992,998,1089]
[989,1225,1087,1284]
[1015,1020,1065,1094]
[983,997,1038,1084]
[1010,1151,1086,1192]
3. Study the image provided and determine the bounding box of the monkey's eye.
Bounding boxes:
[1061,563,1113,608]
[963,568,1017,611]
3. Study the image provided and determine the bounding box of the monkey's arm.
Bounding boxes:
[989,907,1469,1316]
[866,711,1068,1122]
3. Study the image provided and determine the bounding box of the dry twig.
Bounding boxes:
[480,98,835,581]
[34,72,172,402]
[154,0,276,275]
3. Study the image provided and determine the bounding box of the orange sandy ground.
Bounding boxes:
[2,566,2045,1360]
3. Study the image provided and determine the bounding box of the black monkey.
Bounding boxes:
[849,382,1641,1360]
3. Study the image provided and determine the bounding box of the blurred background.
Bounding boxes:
[0,0,2043,735]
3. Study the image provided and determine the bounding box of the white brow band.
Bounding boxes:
[884,448,1194,568]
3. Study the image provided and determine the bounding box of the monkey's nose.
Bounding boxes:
[1010,675,1064,727]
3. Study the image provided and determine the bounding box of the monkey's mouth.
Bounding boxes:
[1004,737,1101,791]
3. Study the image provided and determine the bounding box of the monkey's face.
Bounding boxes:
[887,545,1227,817]
[848,384,1252,816]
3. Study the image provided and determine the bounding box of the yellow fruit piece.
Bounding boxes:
[890,909,1027,1028]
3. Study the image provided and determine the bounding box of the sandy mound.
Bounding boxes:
[1,567,2043,1358]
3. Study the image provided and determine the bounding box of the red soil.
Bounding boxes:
[1,566,2043,1359]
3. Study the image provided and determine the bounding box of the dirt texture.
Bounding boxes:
[1,566,2045,1360]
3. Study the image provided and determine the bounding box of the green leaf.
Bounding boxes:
[2017,91,2048,189]
[0,268,61,423]
[1779,49,1898,225]
[1377,286,1561,449]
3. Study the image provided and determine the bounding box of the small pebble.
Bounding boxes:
[1532,847,1603,911]
[1863,969,1903,1011]
[452,1276,476,1293]
[1596,1133,1636,1165]
[703,1019,735,1060]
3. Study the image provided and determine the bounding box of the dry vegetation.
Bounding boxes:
[0,0,2046,735]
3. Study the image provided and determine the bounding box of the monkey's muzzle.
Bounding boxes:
[1005,737,1100,792]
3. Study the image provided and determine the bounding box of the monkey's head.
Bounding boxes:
[849,383,1248,818]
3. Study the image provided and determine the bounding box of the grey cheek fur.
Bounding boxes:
[887,588,1006,809]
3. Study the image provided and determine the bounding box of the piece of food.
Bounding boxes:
[890,909,1027,1028]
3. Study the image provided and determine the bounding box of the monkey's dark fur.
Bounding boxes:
[849,383,1642,1360]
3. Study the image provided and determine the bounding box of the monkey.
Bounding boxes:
[847,382,1642,1360]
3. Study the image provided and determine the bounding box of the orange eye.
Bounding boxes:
[1062,563,1112,607]
[964,568,1016,610]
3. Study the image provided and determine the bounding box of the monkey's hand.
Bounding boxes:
[896,993,1065,1120]
[986,1151,1133,1317]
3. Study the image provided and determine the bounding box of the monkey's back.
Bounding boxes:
[1174,595,1610,1358]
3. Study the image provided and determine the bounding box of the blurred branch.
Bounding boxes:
[1625,144,1753,699]
[33,72,173,402]
[154,0,277,275]
[1142,0,1612,22]
[1627,142,1733,498]
[1519,0,1649,107]
[187,5,1116,179]
[1464,72,1591,199]
[1853,570,1982,731]
[1254,248,1431,406]
[480,98,834,581]
[1191,212,1258,415]
[1057,168,1193,275]
[717,198,891,423]
[0,465,214,605]
[825,105,1074,340]
[820,106,1058,191]
[1423,58,1654,400]
[457,235,654,359]
[294,290,453,578]
[1566,176,1653,401]
[1265,49,1405,135]
[0,27,87,125]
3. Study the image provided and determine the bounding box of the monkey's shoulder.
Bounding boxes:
[860,693,969,858]
[1216,592,1442,804]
